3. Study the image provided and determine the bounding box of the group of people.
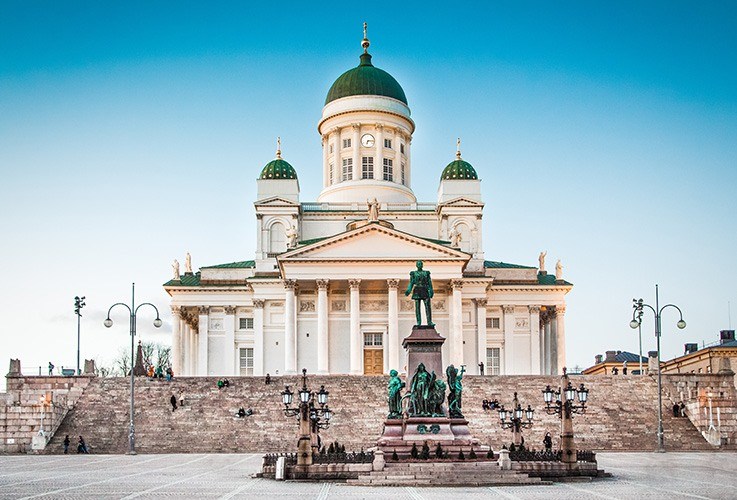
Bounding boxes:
[63,435,88,454]
[148,365,174,381]
[217,379,230,389]
[481,398,499,411]
[673,401,687,417]
[169,393,186,411]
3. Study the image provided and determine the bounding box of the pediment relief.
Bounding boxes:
[438,197,485,208]
[254,196,300,207]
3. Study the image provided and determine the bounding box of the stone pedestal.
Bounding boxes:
[402,325,445,379]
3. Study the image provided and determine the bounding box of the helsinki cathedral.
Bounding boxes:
[164,27,572,378]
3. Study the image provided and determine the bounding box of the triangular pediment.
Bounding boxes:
[279,223,470,262]
[438,196,485,207]
[254,196,300,207]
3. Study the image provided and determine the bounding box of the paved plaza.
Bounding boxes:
[0,452,736,499]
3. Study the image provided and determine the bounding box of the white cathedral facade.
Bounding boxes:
[164,31,572,377]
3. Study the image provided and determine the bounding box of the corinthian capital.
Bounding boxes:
[253,299,265,309]
[387,278,400,289]
[316,279,330,290]
[450,279,464,290]
[528,305,541,314]
[502,305,515,314]
[475,298,487,307]
[283,279,297,290]
[198,306,209,315]
[556,305,566,316]
[348,279,362,289]
[224,306,236,314]
[171,305,181,317]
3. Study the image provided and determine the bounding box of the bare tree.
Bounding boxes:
[156,344,171,370]
[113,347,131,376]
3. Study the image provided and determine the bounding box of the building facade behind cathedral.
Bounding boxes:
[164,31,572,377]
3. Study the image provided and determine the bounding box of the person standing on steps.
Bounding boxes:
[170,394,177,411]
[63,435,70,454]
[77,436,89,454]
[543,431,553,451]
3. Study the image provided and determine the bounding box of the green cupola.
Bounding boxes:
[440,139,478,180]
[259,138,298,180]
[325,24,407,105]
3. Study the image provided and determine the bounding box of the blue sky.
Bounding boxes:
[1,2,736,381]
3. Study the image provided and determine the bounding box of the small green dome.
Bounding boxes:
[325,52,407,105]
[441,159,478,180]
[259,158,297,180]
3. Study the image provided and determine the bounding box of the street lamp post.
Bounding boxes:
[630,284,686,453]
[103,283,162,455]
[496,392,534,446]
[74,296,86,375]
[542,372,589,467]
[281,368,332,467]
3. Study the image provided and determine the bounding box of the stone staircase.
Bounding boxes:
[42,374,715,454]
[348,461,545,486]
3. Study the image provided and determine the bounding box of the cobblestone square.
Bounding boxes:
[1,452,736,499]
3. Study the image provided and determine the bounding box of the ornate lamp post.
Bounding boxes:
[542,373,589,466]
[630,284,686,452]
[103,283,162,455]
[281,368,332,466]
[74,296,86,375]
[497,392,534,446]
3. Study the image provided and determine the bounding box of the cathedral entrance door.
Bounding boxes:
[363,332,384,375]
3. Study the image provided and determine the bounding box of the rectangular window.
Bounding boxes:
[329,163,334,184]
[239,317,254,330]
[343,138,351,148]
[401,162,406,185]
[383,158,393,181]
[486,347,501,375]
[384,138,392,149]
[342,158,353,181]
[363,332,383,346]
[486,317,501,329]
[239,348,254,376]
[361,156,374,179]
[400,143,405,154]
[329,144,333,154]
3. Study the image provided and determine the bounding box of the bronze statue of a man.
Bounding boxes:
[405,260,434,326]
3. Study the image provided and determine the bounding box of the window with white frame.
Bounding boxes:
[486,347,501,375]
[239,317,254,330]
[342,138,351,148]
[384,138,392,149]
[383,158,393,181]
[364,332,383,347]
[239,348,254,376]
[486,317,500,329]
[401,162,406,185]
[400,143,405,154]
[361,156,374,179]
[342,158,353,181]
[329,163,334,184]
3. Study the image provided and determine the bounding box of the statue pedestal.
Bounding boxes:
[402,325,445,379]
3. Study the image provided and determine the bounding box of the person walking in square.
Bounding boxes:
[170,394,177,411]
[77,436,89,454]
[63,435,70,454]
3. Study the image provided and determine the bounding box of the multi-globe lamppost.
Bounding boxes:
[103,283,162,455]
[630,284,686,452]
[281,368,332,466]
[497,392,534,446]
[542,374,589,466]
[74,296,86,375]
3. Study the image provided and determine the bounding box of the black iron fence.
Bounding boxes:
[509,449,597,463]
[262,453,297,467]
[312,451,374,464]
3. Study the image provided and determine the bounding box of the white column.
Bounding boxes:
[476,299,487,374]
[197,306,209,376]
[190,323,198,375]
[332,128,341,181]
[349,279,362,375]
[544,316,552,375]
[529,306,541,375]
[352,124,360,178]
[322,135,329,187]
[502,305,515,375]
[171,306,182,377]
[224,306,236,376]
[376,124,384,177]
[450,279,464,367]
[556,306,566,374]
[253,299,265,376]
[316,279,330,374]
[406,136,412,188]
[387,279,400,372]
[284,280,297,374]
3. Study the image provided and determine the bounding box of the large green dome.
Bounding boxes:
[325,52,407,105]
[441,159,478,180]
[259,158,297,180]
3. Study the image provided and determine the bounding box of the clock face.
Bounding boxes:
[361,134,375,147]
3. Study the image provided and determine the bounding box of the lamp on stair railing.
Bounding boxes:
[280,368,332,466]
[497,392,534,447]
[103,283,162,455]
[541,370,589,467]
[630,284,686,453]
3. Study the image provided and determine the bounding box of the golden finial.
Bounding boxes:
[362,22,370,53]
[276,136,282,159]
[456,138,462,160]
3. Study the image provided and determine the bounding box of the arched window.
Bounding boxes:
[269,222,287,254]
